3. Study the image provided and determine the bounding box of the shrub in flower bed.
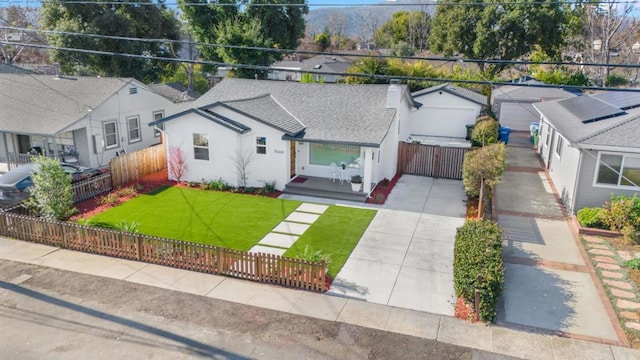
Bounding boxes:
[453,219,504,323]
[577,207,607,229]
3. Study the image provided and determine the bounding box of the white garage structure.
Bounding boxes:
[402,83,487,142]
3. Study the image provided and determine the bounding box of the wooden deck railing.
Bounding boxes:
[0,211,327,292]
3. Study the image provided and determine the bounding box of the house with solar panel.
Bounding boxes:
[533,91,640,214]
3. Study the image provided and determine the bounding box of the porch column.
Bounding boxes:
[363,147,374,195]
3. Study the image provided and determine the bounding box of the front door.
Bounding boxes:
[17,135,31,154]
[290,141,296,178]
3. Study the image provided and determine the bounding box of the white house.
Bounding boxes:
[406,83,487,145]
[151,78,417,196]
[0,74,185,169]
[534,91,640,214]
[267,55,351,83]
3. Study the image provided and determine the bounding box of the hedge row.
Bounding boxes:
[453,219,504,323]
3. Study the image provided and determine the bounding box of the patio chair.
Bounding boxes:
[330,162,340,182]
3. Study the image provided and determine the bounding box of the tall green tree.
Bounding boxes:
[430,0,566,77]
[374,11,431,52]
[178,0,237,62]
[246,0,307,51]
[215,17,274,79]
[41,0,181,83]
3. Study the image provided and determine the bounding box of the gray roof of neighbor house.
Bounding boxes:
[412,83,487,107]
[0,63,33,74]
[148,83,201,103]
[177,78,411,146]
[0,74,135,135]
[592,90,640,110]
[534,94,640,148]
[271,55,351,75]
[493,80,577,101]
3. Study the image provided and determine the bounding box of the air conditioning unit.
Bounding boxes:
[5,33,22,42]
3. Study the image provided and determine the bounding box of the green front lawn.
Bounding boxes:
[90,186,301,251]
[89,186,377,276]
[284,206,376,277]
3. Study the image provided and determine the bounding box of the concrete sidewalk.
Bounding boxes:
[496,138,626,345]
[1,237,638,359]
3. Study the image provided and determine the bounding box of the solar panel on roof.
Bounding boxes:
[558,96,625,123]
[593,91,640,110]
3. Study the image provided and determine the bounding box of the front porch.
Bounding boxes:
[283,176,369,203]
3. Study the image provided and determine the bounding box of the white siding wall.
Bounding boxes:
[403,92,482,140]
[547,132,581,213]
[164,108,289,190]
[66,81,179,168]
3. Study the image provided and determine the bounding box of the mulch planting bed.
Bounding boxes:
[365,173,401,205]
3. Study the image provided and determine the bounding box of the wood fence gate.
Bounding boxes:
[397,142,470,180]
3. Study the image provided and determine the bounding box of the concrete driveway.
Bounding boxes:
[328,175,466,316]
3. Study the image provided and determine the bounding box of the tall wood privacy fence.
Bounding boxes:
[0,211,327,292]
[109,143,166,187]
[397,142,470,180]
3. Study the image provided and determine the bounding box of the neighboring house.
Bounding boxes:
[151,78,418,195]
[405,83,487,144]
[534,91,640,214]
[493,80,578,131]
[148,82,201,104]
[0,74,181,169]
[268,55,351,83]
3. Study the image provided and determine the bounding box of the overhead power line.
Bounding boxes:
[4,39,640,93]
[3,25,640,70]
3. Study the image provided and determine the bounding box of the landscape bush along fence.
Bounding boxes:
[109,143,167,187]
[72,173,112,203]
[0,211,327,292]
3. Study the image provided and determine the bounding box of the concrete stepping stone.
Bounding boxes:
[588,244,610,250]
[248,245,286,256]
[297,203,329,214]
[621,311,640,320]
[258,233,298,248]
[285,211,320,224]
[272,221,310,235]
[604,279,634,290]
[601,270,624,279]
[597,263,621,271]
[611,288,636,299]
[589,248,614,256]
[584,236,605,243]
[593,256,617,264]
[626,322,640,331]
[617,299,640,310]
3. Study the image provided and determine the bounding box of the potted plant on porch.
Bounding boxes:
[350,175,363,192]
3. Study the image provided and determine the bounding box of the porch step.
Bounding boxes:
[283,185,367,203]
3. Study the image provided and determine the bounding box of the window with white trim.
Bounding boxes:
[193,133,209,160]
[256,137,266,154]
[555,135,564,158]
[545,126,552,147]
[127,115,141,143]
[103,121,118,149]
[596,153,640,188]
[153,111,164,137]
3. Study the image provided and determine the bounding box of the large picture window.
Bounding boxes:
[103,121,118,149]
[596,153,640,188]
[193,133,209,160]
[127,116,141,143]
[309,143,361,167]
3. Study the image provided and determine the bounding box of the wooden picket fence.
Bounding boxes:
[397,142,470,180]
[0,211,327,292]
[72,173,112,203]
[109,143,167,187]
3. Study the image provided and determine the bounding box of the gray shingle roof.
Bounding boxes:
[215,94,304,135]
[534,95,640,148]
[190,78,402,146]
[0,74,133,135]
[592,90,640,110]
[148,83,200,103]
[493,81,577,100]
[412,83,487,107]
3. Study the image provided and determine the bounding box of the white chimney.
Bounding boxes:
[386,79,402,109]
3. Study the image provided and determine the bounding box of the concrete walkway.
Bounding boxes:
[496,133,626,345]
[328,176,466,316]
[1,236,638,360]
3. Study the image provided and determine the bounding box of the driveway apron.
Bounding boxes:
[496,132,623,344]
[328,175,466,316]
